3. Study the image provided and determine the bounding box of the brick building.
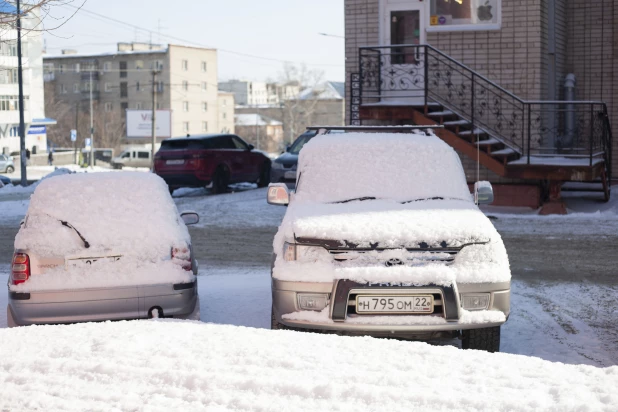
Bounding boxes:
[345,0,616,211]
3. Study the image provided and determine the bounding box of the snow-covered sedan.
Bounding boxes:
[267,131,510,352]
[7,172,200,327]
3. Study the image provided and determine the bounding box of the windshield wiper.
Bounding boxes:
[333,196,377,204]
[60,220,90,248]
[401,197,444,204]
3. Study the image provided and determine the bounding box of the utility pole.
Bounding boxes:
[16,0,27,186]
[89,70,94,167]
[151,69,160,170]
[74,102,78,164]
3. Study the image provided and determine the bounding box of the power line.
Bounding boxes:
[60,4,343,68]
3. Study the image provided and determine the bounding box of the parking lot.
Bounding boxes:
[1,184,616,367]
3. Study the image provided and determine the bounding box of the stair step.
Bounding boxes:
[459,128,486,136]
[491,148,517,156]
[443,120,470,126]
[476,138,501,146]
[427,110,454,117]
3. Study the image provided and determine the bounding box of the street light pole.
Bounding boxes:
[16,0,27,186]
[89,70,94,167]
[151,69,160,171]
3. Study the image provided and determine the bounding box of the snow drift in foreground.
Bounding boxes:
[0,321,615,411]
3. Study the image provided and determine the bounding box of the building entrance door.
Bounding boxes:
[380,1,426,103]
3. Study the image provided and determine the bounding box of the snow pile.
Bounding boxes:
[13,172,194,291]
[273,199,510,284]
[0,321,616,411]
[294,132,472,204]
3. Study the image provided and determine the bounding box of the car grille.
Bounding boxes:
[328,248,459,267]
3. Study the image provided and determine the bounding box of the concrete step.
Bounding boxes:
[476,138,501,146]
[491,148,517,156]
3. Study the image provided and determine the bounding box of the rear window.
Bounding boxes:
[160,139,215,150]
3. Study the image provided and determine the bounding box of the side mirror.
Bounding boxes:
[247,144,255,151]
[267,183,290,206]
[180,211,200,225]
[474,181,494,205]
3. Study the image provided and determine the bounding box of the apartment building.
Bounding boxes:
[219,79,301,106]
[43,42,232,144]
[345,0,616,211]
[0,3,52,155]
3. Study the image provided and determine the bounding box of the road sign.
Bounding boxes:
[70,129,77,142]
[85,138,91,148]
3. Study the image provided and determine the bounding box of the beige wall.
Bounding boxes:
[217,92,235,133]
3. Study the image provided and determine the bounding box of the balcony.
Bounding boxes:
[81,71,99,81]
[80,90,100,101]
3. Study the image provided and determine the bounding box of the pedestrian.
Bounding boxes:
[25,148,30,166]
[48,150,54,166]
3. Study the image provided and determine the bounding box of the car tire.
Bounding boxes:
[461,326,501,352]
[6,166,14,174]
[211,166,229,194]
[271,306,287,330]
[257,162,271,188]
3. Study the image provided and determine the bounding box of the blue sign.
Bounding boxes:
[70,129,77,142]
[28,126,46,135]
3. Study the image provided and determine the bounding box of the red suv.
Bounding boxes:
[154,134,271,193]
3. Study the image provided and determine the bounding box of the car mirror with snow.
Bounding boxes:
[180,212,200,225]
[267,183,290,206]
[474,181,494,205]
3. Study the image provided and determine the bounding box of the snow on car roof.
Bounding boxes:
[294,132,472,204]
[0,320,614,411]
[15,172,190,259]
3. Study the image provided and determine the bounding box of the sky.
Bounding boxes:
[42,0,345,83]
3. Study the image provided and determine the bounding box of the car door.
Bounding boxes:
[231,135,258,181]
[212,136,243,183]
[137,151,150,168]
[0,154,6,171]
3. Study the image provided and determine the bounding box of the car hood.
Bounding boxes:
[276,198,497,249]
[273,152,298,167]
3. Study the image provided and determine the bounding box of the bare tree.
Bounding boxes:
[0,1,84,37]
[279,63,325,146]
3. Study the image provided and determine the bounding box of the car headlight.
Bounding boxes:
[283,242,328,261]
[271,162,284,170]
[297,293,329,311]
[461,294,490,311]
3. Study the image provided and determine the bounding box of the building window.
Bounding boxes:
[202,102,207,112]
[183,101,189,112]
[61,84,67,94]
[136,81,140,92]
[201,61,207,72]
[120,102,128,116]
[0,68,18,84]
[152,60,164,70]
[182,80,189,91]
[135,102,142,110]
[120,82,128,98]
[222,112,227,120]
[103,62,112,72]
[119,61,127,78]
[183,122,189,132]
[156,102,162,109]
[59,64,64,74]
[0,95,29,111]
[222,99,226,107]
[105,102,112,112]
[73,83,79,93]
[105,83,112,92]
[181,59,188,71]
[202,82,207,91]
[135,60,143,70]
[74,63,80,73]
[202,121,208,132]
[429,0,501,31]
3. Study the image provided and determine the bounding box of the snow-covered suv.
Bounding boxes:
[267,130,510,352]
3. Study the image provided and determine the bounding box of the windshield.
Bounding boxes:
[288,131,317,155]
[294,132,472,204]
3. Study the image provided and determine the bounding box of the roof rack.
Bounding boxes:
[306,125,444,135]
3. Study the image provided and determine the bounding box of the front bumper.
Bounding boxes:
[272,278,510,336]
[7,280,198,327]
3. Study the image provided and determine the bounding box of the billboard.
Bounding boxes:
[126,109,172,138]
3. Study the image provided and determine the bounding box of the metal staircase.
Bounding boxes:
[350,44,613,201]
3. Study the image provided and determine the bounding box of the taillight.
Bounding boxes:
[171,247,192,271]
[11,253,30,285]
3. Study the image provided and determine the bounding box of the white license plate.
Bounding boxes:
[68,256,121,267]
[356,295,434,314]
[166,159,185,165]
[284,170,296,179]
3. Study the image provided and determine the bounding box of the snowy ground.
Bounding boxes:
[0,172,617,409]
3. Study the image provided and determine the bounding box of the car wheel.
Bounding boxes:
[257,162,271,188]
[211,166,229,194]
[6,166,14,174]
[461,326,501,352]
[271,306,287,330]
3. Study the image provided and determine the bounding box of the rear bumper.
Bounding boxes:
[7,280,198,327]
[272,278,510,337]
[155,172,212,187]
